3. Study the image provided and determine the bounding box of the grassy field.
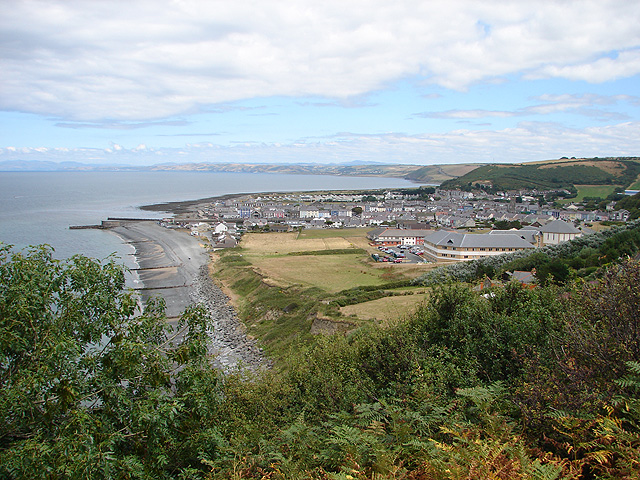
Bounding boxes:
[559,184,619,204]
[241,231,356,255]
[211,228,435,360]
[240,230,422,293]
[297,228,368,240]
[340,288,429,322]
[250,254,384,292]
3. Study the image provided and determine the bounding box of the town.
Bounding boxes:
[164,185,637,261]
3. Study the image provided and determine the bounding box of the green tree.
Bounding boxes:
[0,245,221,478]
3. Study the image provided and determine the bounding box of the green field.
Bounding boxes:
[559,184,619,204]
[213,229,433,358]
[239,231,422,293]
[340,287,429,323]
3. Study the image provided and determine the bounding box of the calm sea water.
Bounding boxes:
[0,171,414,262]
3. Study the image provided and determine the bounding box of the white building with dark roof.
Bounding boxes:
[422,231,534,261]
[366,228,432,246]
[539,219,582,245]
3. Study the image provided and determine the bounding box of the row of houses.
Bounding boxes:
[192,194,630,230]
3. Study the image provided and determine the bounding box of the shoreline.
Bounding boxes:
[138,185,411,215]
[107,220,267,372]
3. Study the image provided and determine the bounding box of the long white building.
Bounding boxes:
[421,231,534,261]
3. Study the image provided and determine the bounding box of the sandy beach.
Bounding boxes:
[110,221,267,372]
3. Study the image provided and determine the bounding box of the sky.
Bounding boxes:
[1,0,640,167]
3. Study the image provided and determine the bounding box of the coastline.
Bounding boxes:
[107,220,267,372]
[138,186,398,215]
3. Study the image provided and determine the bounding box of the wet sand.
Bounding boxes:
[111,221,208,318]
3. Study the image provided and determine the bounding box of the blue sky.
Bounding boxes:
[1,1,640,166]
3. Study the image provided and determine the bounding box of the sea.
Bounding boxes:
[0,171,415,265]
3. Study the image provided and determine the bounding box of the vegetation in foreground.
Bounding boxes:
[2,240,640,479]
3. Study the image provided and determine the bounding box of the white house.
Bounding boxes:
[213,222,229,235]
[539,219,582,245]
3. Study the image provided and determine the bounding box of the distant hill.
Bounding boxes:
[440,157,640,191]
[8,157,639,190]
[148,161,473,184]
[0,160,474,185]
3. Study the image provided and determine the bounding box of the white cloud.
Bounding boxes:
[416,110,515,119]
[530,49,640,83]
[1,1,640,121]
[2,122,639,166]
[416,94,637,121]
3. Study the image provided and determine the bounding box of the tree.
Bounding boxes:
[0,245,220,478]
[351,206,363,216]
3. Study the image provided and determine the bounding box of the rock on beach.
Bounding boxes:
[110,220,268,373]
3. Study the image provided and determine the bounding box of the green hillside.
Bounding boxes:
[440,157,640,191]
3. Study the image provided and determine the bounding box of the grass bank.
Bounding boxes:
[211,229,432,364]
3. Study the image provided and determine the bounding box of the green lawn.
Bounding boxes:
[559,184,619,203]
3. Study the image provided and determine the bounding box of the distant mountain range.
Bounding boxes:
[0,160,478,185]
[3,157,638,190]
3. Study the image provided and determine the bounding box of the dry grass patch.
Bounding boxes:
[537,159,624,175]
[241,231,356,255]
[240,232,303,254]
[297,228,367,240]
[439,164,482,178]
[341,292,428,322]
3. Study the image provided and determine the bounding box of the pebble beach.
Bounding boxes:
[111,220,268,373]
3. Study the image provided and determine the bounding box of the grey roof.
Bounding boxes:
[373,228,434,238]
[367,227,387,238]
[424,231,534,249]
[509,270,536,284]
[489,229,538,244]
[540,219,581,234]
